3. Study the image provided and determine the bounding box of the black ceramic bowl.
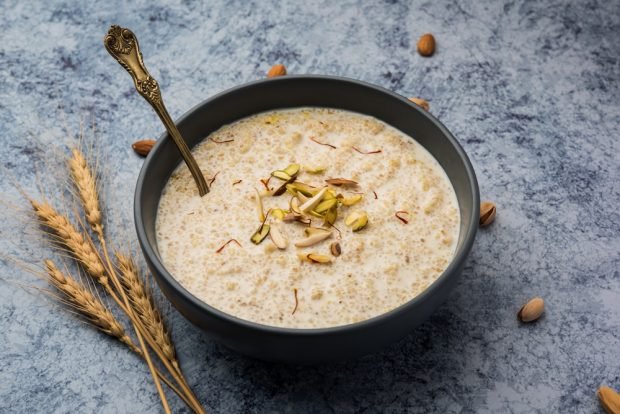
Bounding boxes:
[135,75,479,364]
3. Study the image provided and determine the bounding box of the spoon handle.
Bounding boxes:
[104,25,209,196]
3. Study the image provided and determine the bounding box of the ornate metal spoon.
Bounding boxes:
[104,25,209,196]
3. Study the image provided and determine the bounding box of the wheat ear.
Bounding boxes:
[31,200,109,290]
[43,259,194,409]
[116,252,179,371]
[43,259,136,351]
[68,149,103,239]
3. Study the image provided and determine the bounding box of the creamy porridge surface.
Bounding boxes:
[156,108,460,328]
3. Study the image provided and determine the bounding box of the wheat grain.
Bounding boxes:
[69,148,103,239]
[43,259,137,352]
[115,252,179,371]
[30,199,110,291]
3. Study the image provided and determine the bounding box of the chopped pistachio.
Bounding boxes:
[254,188,265,222]
[323,188,337,200]
[300,187,328,212]
[286,182,318,197]
[251,224,270,244]
[315,198,338,214]
[269,224,287,249]
[345,210,368,231]
[304,227,331,236]
[304,165,326,174]
[271,170,292,181]
[324,205,338,225]
[308,210,324,218]
[271,208,288,220]
[341,194,363,206]
[283,163,301,177]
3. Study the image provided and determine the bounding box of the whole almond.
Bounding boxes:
[132,139,156,157]
[517,297,544,323]
[408,97,430,111]
[267,64,287,78]
[479,201,496,227]
[598,386,620,414]
[417,33,436,57]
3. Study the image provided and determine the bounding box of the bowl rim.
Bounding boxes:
[135,74,479,336]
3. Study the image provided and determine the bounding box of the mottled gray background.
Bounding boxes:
[0,0,618,413]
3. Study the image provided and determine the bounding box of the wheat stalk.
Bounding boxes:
[65,147,204,413]
[31,200,110,291]
[68,149,103,239]
[116,252,180,372]
[43,259,194,409]
[43,259,137,352]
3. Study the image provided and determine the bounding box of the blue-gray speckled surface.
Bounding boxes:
[1,0,619,413]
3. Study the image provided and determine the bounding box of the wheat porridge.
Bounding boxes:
[156,108,460,328]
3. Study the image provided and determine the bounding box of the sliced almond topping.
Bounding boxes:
[325,178,358,187]
[269,224,287,249]
[290,196,301,214]
[294,230,332,247]
[297,253,332,263]
[304,227,331,236]
[299,187,328,212]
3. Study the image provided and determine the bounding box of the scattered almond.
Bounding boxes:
[598,386,620,414]
[417,33,436,57]
[479,201,497,227]
[267,64,287,77]
[325,178,359,187]
[299,187,328,212]
[295,229,332,247]
[132,139,155,157]
[297,253,332,264]
[408,97,430,111]
[330,242,341,257]
[517,297,544,323]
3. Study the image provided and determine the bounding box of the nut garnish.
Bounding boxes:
[304,165,326,174]
[408,97,430,111]
[479,201,496,227]
[330,242,342,257]
[250,223,270,245]
[283,163,300,177]
[286,182,317,197]
[299,187,328,212]
[132,139,156,156]
[272,170,292,181]
[295,228,332,247]
[254,188,265,222]
[417,33,436,56]
[271,208,287,220]
[267,64,287,77]
[344,210,368,232]
[269,224,287,249]
[598,386,620,414]
[340,194,363,206]
[517,297,544,322]
[314,198,338,214]
[325,178,358,187]
[298,253,332,264]
[324,205,338,225]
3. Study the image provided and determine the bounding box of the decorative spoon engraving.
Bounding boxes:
[104,25,209,196]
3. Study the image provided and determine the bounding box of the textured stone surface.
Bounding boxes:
[1,1,619,413]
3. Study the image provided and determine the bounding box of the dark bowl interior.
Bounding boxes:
[135,75,479,364]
